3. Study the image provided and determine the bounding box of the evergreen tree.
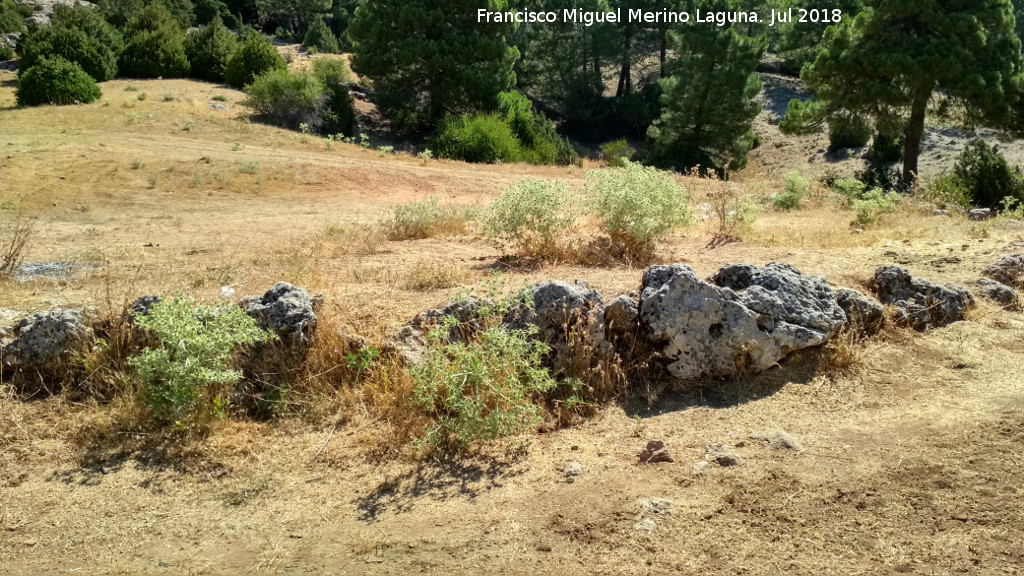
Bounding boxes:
[120,3,191,78]
[349,0,519,130]
[647,2,764,172]
[302,14,339,53]
[803,0,1024,183]
[256,0,332,36]
[186,16,237,82]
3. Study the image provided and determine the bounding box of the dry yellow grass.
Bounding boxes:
[3,72,1024,575]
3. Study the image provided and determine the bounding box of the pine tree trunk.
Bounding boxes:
[660,30,668,78]
[902,90,930,184]
[617,32,632,97]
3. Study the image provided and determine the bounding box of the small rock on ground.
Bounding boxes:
[638,440,674,464]
[563,460,583,478]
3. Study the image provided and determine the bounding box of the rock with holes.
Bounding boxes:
[834,288,885,333]
[383,297,489,365]
[639,263,846,381]
[984,254,1024,288]
[976,278,1019,308]
[869,266,974,331]
[506,280,605,374]
[969,208,995,221]
[2,309,92,371]
[241,282,318,346]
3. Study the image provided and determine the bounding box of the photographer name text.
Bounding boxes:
[478,8,843,27]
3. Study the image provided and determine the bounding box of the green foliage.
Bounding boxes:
[497,91,578,166]
[830,178,868,206]
[302,15,338,54]
[433,113,524,164]
[312,58,357,136]
[349,0,520,130]
[773,171,809,210]
[803,0,1024,182]
[16,57,102,106]
[185,16,237,83]
[119,4,190,78]
[486,178,572,257]
[194,0,239,28]
[868,126,905,165]
[601,139,633,168]
[647,12,764,173]
[129,296,273,424]
[779,98,825,136]
[17,24,120,82]
[0,0,29,34]
[256,0,331,37]
[953,140,1024,210]
[244,68,326,130]
[0,45,12,62]
[224,33,286,88]
[827,113,871,151]
[410,314,557,451]
[919,173,971,210]
[852,187,901,226]
[585,162,691,251]
[386,196,477,240]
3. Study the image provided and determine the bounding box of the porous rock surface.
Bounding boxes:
[976,278,1019,308]
[834,288,885,333]
[384,297,488,365]
[241,282,318,345]
[639,263,846,381]
[869,266,974,330]
[984,254,1024,288]
[2,309,91,369]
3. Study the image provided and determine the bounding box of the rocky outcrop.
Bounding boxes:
[638,263,846,381]
[976,278,1019,308]
[508,280,605,373]
[984,254,1024,288]
[2,309,91,371]
[869,266,974,330]
[240,282,318,346]
[384,297,488,365]
[834,288,885,333]
[968,208,995,221]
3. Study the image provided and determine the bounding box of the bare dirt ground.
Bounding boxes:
[2,70,1024,575]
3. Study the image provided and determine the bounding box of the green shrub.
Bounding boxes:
[498,91,578,166]
[486,178,572,257]
[868,129,905,164]
[433,113,523,164]
[302,15,339,54]
[827,113,871,152]
[831,178,868,206]
[411,314,557,451]
[244,68,327,131]
[773,171,809,210]
[311,58,357,136]
[50,4,124,54]
[386,195,477,240]
[224,34,286,89]
[128,296,273,424]
[585,163,691,253]
[852,187,902,226]
[0,0,28,34]
[185,16,236,83]
[779,98,825,136]
[193,0,239,28]
[17,25,119,82]
[601,139,633,168]
[119,6,190,78]
[0,45,13,61]
[919,172,971,210]
[16,57,102,106]
[953,139,1024,209]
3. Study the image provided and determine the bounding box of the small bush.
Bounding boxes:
[185,16,236,83]
[302,15,339,54]
[410,314,557,451]
[244,69,326,131]
[773,171,809,210]
[0,45,12,61]
[312,58,357,136]
[486,178,572,257]
[498,91,578,166]
[868,123,907,165]
[433,113,523,164]
[827,113,871,152]
[193,0,239,28]
[129,296,273,424]
[601,139,633,167]
[16,57,102,106]
[586,163,691,254]
[831,178,868,206]
[17,25,119,82]
[953,139,1024,209]
[852,187,902,226]
[779,98,825,136]
[700,173,759,240]
[918,173,971,210]
[0,0,28,34]
[224,34,286,89]
[386,196,476,240]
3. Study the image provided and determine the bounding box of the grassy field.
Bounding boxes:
[2,69,1024,575]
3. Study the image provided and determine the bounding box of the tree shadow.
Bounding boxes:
[623,346,825,418]
[353,448,528,522]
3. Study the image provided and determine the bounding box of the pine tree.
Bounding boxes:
[349,0,520,130]
[803,0,1024,183]
[647,2,764,173]
[302,14,339,53]
[185,16,237,82]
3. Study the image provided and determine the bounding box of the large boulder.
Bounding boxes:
[984,254,1024,288]
[834,288,885,334]
[509,280,606,374]
[384,297,488,365]
[2,309,92,371]
[240,282,318,346]
[638,263,846,381]
[869,266,974,330]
